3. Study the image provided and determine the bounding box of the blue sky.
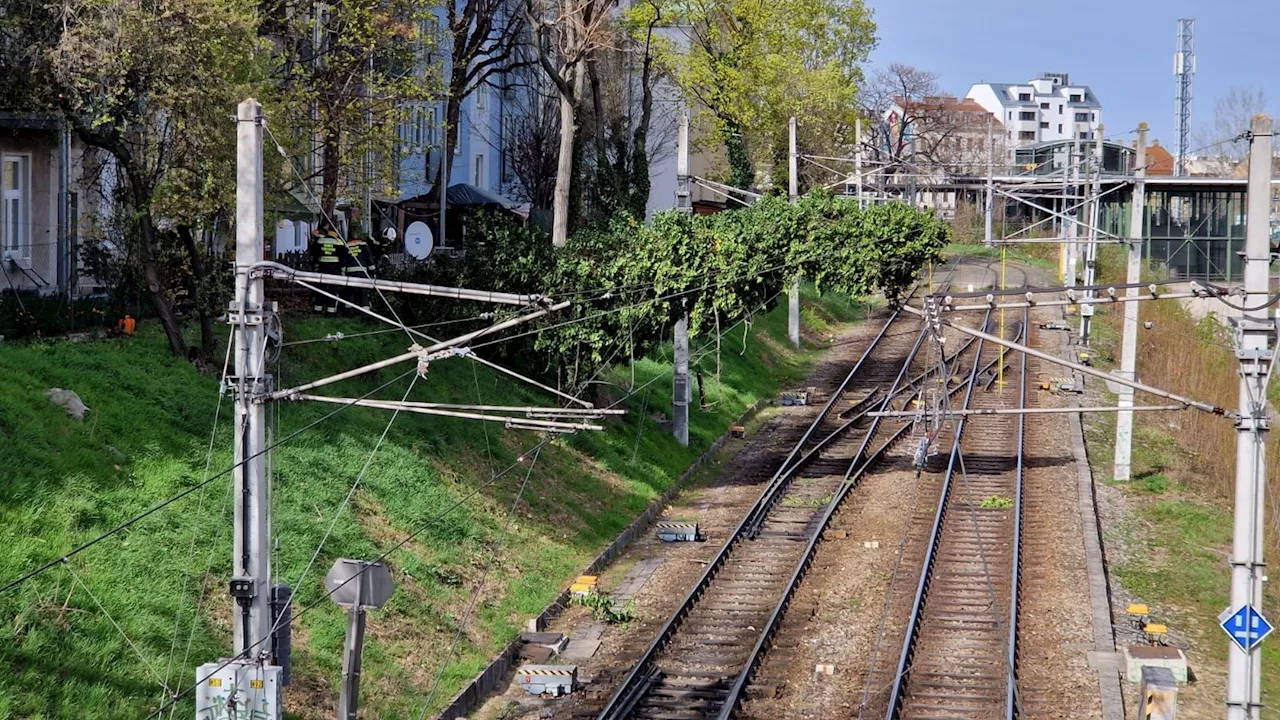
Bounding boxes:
[868,0,1278,146]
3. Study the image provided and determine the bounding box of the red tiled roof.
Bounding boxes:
[892,96,991,114]
[1145,140,1174,176]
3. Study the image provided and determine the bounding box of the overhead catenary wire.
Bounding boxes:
[265,373,421,650]
[160,326,236,699]
[466,260,804,353]
[416,444,544,718]
[0,368,419,597]
[151,274,793,717]
[262,119,418,347]
[146,434,559,719]
[65,562,170,694]
[280,313,492,346]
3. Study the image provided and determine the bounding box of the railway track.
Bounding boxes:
[594,285,1002,720]
[593,306,931,720]
[881,306,1030,720]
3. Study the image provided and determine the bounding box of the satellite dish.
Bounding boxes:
[404,221,434,260]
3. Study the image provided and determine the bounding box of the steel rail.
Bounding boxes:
[739,303,916,540]
[713,326,934,720]
[743,326,972,540]
[595,304,918,720]
[1006,307,1029,719]
[884,309,992,720]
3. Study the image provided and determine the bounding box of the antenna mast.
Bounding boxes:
[1173,18,1195,176]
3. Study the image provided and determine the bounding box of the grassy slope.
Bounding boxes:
[0,287,867,719]
[1079,260,1280,707]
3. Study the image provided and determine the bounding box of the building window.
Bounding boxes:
[1092,113,1096,122]
[1058,105,1063,114]
[475,85,486,110]
[419,16,439,50]
[2,155,29,256]
[1019,111,1035,121]
[1070,94,1082,103]
[1079,131,1090,140]
[474,154,484,187]
[1040,102,1049,110]
[1018,131,1035,140]
[1018,92,1031,101]
[1008,111,1013,120]
[1058,124,1063,133]
[1039,121,1048,129]
[1074,112,1089,122]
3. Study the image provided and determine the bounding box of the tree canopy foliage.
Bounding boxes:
[654,0,876,190]
[391,194,947,390]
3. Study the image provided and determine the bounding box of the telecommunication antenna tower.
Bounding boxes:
[1173,18,1195,176]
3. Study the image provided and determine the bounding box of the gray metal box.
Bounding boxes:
[516,664,577,696]
[1138,665,1178,720]
[657,521,699,542]
[196,661,283,720]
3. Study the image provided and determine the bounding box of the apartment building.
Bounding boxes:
[965,72,1102,146]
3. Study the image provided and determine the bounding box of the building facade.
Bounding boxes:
[0,113,101,298]
[966,73,1101,147]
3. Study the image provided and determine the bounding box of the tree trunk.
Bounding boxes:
[585,58,614,215]
[437,62,467,191]
[178,224,216,362]
[137,211,188,358]
[551,77,577,247]
[320,117,341,221]
[628,35,656,220]
[724,118,752,195]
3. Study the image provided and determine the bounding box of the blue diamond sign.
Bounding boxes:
[1221,604,1273,652]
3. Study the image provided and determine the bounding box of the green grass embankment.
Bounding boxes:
[0,287,867,719]
[1080,274,1280,709]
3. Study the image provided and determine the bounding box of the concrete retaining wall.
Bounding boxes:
[438,401,769,719]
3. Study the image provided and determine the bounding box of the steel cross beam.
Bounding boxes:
[898,303,1226,415]
[253,261,547,306]
[1000,181,1129,242]
[994,185,1124,241]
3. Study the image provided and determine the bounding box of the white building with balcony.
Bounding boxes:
[965,72,1101,147]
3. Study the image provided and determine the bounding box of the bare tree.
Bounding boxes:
[524,0,616,246]
[583,1,671,220]
[861,63,1002,192]
[1197,86,1271,175]
[434,0,531,190]
[504,81,561,210]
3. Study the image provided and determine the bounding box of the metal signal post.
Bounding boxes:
[194,97,285,720]
[1226,114,1273,720]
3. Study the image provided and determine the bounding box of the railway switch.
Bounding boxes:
[516,665,578,696]
[657,522,700,542]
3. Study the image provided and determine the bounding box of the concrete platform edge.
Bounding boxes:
[1068,342,1126,720]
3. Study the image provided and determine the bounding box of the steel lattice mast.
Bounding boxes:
[1174,18,1195,176]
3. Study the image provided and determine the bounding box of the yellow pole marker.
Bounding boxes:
[998,246,1006,392]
